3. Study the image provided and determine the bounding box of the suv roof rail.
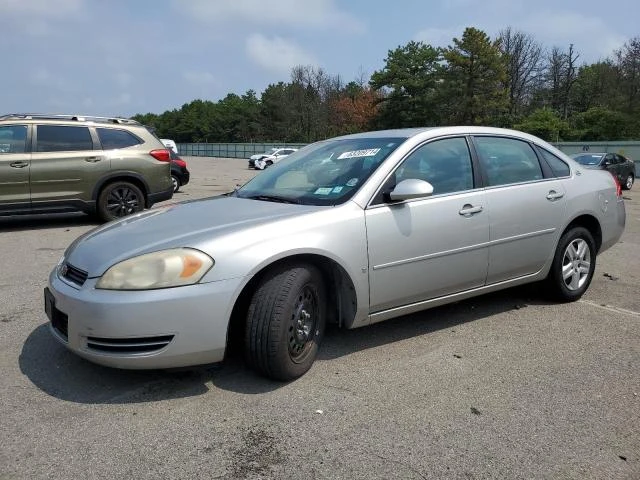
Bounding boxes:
[0,113,140,125]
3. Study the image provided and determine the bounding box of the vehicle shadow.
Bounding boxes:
[0,213,98,232]
[20,284,547,403]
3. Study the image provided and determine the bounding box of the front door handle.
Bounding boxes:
[459,204,483,216]
[85,156,103,163]
[9,161,29,168]
[546,190,564,201]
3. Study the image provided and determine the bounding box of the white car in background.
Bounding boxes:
[249,147,298,170]
[161,139,178,153]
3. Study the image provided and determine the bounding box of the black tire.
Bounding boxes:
[171,175,181,193]
[245,263,326,381]
[623,173,634,190]
[97,181,145,222]
[545,226,596,302]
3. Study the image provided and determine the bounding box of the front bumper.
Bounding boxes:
[46,269,244,369]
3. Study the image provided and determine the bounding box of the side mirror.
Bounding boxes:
[388,179,434,202]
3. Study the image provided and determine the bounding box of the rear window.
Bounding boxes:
[36,125,93,152]
[97,128,142,150]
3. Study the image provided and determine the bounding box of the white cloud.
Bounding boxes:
[113,93,132,106]
[174,0,364,32]
[245,34,318,74]
[522,12,627,61]
[183,71,217,86]
[414,27,465,48]
[0,0,83,17]
[114,73,132,88]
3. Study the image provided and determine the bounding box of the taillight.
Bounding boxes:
[150,149,171,162]
[610,172,622,198]
[173,159,187,168]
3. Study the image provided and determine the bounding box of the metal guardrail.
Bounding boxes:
[177,143,307,159]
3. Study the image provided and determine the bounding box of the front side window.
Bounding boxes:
[474,136,543,186]
[97,128,142,150]
[0,125,27,153]
[36,125,93,152]
[395,137,474,195]
[236,137,404,206]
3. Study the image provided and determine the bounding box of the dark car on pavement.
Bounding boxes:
[170,149,190,192]
[571,152,635,190]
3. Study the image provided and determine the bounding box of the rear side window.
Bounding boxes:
[474,137,543,186]
[97,128,142,150]
[36,125,93,152]
[0,125,27,153]
[538,148,570,177]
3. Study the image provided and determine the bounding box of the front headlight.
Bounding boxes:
[96,248,214,290]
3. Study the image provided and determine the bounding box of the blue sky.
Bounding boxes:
[1,0,637,117]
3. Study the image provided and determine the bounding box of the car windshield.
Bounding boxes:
[265,148,279,154]
[572,153,604,166]
[236,137,405,206]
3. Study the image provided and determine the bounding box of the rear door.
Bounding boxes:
[30,124,109,207]
[0,124,31,212]
[472,136,567,284]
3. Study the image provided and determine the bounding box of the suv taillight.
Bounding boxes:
[150,149,171,162]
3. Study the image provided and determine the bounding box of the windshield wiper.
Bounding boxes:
[244,194,301,204]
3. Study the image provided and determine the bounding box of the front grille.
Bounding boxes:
[62,263,88,286]
[86,335,174,354]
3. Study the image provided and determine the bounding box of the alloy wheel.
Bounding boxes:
[561,238,591,291]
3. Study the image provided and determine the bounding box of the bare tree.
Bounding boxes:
[498,27,544,116]
[615,37,640,113]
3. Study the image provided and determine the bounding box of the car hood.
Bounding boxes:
[250,153,271,160]
[64,196,322,277]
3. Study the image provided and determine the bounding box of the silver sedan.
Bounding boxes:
[45,127,626,380]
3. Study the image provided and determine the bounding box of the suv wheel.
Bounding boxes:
[98,181,145,222]
[171,175,180,193]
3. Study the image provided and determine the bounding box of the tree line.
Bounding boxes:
[133,27,640,143]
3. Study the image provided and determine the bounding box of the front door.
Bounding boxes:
[366,137,489,313]
[0,124,31,213]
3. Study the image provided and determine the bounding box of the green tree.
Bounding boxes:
[514,108,569,141]
[370,41,443,128]
[442,27,507,125]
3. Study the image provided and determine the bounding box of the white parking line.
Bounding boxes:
[579,299,640,317]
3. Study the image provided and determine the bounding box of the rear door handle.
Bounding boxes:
[546,190,564,201]
[85,156,103,163]
[9,161,29,168]
[459,204,483,216]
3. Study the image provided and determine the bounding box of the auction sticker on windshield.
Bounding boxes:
[337,148,380,160]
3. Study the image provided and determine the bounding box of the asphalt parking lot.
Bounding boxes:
[1,156,638,479]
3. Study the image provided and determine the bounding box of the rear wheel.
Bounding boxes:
[97,181,145,222]
[623,173,634,190]
[545,226,596,302]
[245,264,326,381]
[171,175,180,192]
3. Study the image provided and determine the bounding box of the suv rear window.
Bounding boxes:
[97,128,142,150]
[37,125,93,152]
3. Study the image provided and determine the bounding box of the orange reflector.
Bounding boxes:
[180,255,203,278]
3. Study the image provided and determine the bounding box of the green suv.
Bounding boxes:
[0,114,173,222]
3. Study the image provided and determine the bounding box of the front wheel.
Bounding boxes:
[623,173,634,190]
[245,264,326,381]
[97,181,145,222]
[545,226,596,302]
